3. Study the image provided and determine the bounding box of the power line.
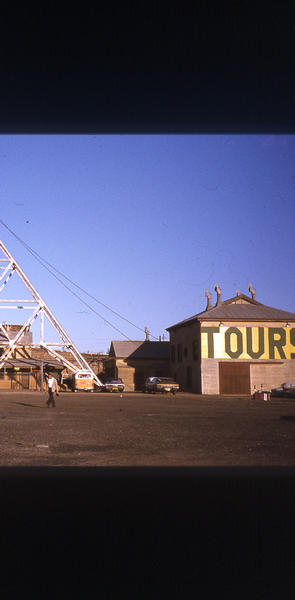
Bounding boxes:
[0,219,158,340]
[0,221,134,340]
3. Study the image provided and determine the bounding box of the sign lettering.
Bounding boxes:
[225,327,243,359]
[201,326,295,360]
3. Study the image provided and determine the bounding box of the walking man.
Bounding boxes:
[47,373,59,408]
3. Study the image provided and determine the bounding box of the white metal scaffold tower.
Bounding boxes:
[0,240,103,386]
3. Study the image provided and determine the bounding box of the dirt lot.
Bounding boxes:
[1,390,295,597]
[0,390,295,466]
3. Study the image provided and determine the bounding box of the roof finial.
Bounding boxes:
[205,289,212,310]
[214,283,222,306]
[144,326,150,341]
[236,289,241,296]
[248,283,256,300]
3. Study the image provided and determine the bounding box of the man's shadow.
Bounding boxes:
[12,402,45,409]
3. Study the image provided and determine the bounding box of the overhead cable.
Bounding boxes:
[0,219,158,340]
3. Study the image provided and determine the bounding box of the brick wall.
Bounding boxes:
[31,348,107,376]
[250,361,295,392]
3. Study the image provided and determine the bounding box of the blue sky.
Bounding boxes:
[0,134,294,353]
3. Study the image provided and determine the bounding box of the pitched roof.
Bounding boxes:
[167,294,295,330]
[109,340,170,359]
[129,341,170,359]
[0,329,32,345]
[109,341,143,358]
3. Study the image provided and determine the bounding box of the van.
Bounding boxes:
[73,370,94,392]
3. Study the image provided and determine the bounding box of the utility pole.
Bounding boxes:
[40,360,44,391]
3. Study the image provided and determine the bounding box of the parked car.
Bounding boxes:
[144,377,179,394]
[103,378,125,393]
[271,382,295,398]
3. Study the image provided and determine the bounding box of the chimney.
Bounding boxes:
[214,283,222,306]
[248,283,256,300]
[205,289,212,310]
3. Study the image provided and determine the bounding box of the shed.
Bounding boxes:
[107,340,171,391]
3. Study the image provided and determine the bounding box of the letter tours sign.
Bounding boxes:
[201,326,295,360]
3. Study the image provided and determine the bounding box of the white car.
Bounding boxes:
[103,378,125,393]
[144,377,179,394]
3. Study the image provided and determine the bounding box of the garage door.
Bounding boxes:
[219,362,250,394]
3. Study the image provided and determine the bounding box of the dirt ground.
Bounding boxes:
[0,390,295,466]
[1,390,295,597]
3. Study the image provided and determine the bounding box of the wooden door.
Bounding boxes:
[11,373,30,390]
[219,362,250,394]
[11,373,19,390]
[134,371,145,391]
[21,374,30,389]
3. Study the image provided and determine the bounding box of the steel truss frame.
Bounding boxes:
[0,240,102,386]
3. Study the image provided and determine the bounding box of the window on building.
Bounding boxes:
[177,343,182,362]
[183,347,188,358]
[187,366,192,388]
[192,340,199,360]
[171,345,176,362]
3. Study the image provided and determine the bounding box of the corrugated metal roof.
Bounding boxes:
[1,357,65,369]
[167,295,295,330]
[110,340,170,359]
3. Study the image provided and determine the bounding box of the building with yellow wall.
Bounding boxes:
[166,286,295,395]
